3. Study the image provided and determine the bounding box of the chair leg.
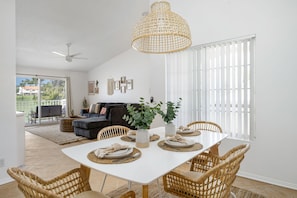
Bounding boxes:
[156,178,162,198]
[100,174,107,192]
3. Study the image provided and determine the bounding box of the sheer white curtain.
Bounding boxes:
[166,36,255,140]
[166,50,195,127]
[66,77,72,117]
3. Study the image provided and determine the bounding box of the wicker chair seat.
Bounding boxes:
[163,144,250,198]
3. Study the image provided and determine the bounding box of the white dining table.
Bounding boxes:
[61,127,228,198]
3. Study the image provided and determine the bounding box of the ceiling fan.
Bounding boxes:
[52,43,87,62]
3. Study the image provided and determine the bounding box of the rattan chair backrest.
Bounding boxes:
[97,125,130,140]
[187,121,223,155]
[7,167,91,198]
[187,120,223,132]
[163,143,250,198]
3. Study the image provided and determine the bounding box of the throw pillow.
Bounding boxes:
[100,107,107,115]
[89,104,96,113]
[94,104,100,114]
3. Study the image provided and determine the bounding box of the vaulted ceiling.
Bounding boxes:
[16,0,149,72]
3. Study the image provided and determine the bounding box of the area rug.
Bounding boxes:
[25,124,86,145]
[106,181,266,198]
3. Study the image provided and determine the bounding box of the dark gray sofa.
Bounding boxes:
[73,103,138,139]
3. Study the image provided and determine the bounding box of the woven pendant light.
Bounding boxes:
[131,1,192,54]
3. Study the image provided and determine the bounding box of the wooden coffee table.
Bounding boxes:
[60,116,86,132]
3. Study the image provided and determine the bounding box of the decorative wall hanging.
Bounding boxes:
[95,80,99,94]
[107,79,114,95]
[120,76,127,93]
[88,81,95,95]
[114,80,120,90]
[127,79,133,90]
[112,76,133,93]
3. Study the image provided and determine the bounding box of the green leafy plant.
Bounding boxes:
[158,98,182,123]
[123,97,161,129]
[82,97,88,108]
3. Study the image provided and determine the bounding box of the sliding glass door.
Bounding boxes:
[16,75,67,125]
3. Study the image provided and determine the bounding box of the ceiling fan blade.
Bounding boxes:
[69,52,81,57]
[72,57,88,60]
[52,51,66,57]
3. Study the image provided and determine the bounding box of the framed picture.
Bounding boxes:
[120,76,126,84]
[127,79,133,90]
[94,87,99,94]
[88,81,95,95]
[114,80,120,90]
[121,85,126,93]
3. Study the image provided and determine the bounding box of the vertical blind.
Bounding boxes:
[166,35,255,140]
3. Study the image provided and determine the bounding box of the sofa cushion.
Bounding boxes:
[72,117,110,129]
[104,103,125,119]
[89,104,95,113]
[89,104,100,113]
[100,107,107,115]
[94,104,101,113]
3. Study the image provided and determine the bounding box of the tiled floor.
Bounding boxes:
[1,132,297,198]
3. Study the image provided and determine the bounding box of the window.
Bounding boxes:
[166,35,255,140]
[16,75,70,125]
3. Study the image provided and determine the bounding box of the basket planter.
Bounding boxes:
[136,129,150,148]
[165,122,176,137]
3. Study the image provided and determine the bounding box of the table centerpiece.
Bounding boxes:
[123,97,161,148]
[158,98,182,137]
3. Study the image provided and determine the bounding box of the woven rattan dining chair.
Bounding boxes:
[97,125,130,192]
[187,121,223,155]
[7,167,135,198]
[163,144,250,198]
[97,125,130,140]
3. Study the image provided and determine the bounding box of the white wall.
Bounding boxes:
[87,49,167,128]
[16,67,88,116]
[87,49,152,104]
[147,0,297,189]
[0,0,17,184]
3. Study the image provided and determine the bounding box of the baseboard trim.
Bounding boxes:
[0,177,13,185]
[238,170,297,190]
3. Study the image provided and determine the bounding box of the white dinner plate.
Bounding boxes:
[104,148,133,158]
[165,139,195,148]
[177,129,195,134]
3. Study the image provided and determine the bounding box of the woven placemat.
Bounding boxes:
[120,134,160,142]
[87,148,141,164]
[157,140,203,152]
[177,130,201,137]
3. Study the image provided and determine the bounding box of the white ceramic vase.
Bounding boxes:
[165,122,176,137]
[136,129,150,148]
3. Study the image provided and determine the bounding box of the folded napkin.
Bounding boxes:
[166,134,187,143]
[94,143,129,158]
[178,126,191,132]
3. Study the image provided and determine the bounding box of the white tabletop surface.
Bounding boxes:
[62,127,228,185]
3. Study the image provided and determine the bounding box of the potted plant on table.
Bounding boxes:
[123,97,161,148]
[158,98,182,137]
